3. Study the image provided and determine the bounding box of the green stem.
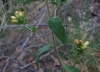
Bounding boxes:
[45,0,63,72]
[25,25,49,45]
[36,34,49,45]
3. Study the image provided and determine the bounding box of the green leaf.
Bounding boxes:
[36,45,52,69]
[47,17,67,44]
[23,0,34,5]
[0,20,2,25]
[51,0,60,5]
[51,1,58,5]
[26,25,36,34]
[60,0,70,2]
[63,65,80,72]
[23,18,28,24]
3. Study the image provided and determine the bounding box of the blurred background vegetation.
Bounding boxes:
[0,0,100,72]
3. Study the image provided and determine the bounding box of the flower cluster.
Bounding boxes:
[11,11,26,24]
[75,39,89,53]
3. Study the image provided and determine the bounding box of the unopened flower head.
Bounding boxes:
[81,41,89,50]
[11,19,18,24]
[82,46,88,50]
[75,39,79,44]
[11,16,16,19]
[22,11,25,15]
[15,11,19,14]
[11,10,26,24]
[19,11,25,17]
[83,41,89,46]
[79,40,83,45]
[68,16,72,23]
[15,11,20,19]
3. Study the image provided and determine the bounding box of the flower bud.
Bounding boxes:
[82,46,88,50]
[68,16,72,23]
[75,39,79,44]
[83,41,89,46]
[11,19,18,24]
[11,16,16,19]
[15,11,20,19]
[79,40,83,45]
[19,11,25,18]
[22,11,25,15]
[15,11,19,15]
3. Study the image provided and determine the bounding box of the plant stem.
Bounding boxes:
[52,32,63,70]
[25,25,49,45]
[45,0,63,72]
[45,0,51,18]
[36,34,49,45]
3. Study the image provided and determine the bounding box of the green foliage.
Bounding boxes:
[63,65,80,72]
[36,45,52,69]
[0,9,2,16]
[0,20,2,25]
[69,50,78,59]
[10,11,27,24]
[51,0,60,5]
[60,0,70,3]
[0,29,10,38]
[13,0,23,6]
[26,25,36,34]
[2,0,99,71]
[51,0,70,5]
[59,51,68,60]
[48,17,67,44]
[23,0,35,5]
[6,13,14,24]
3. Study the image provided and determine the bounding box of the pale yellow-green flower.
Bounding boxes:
[19,11,25,17]
[81,41,89,50]
[83,41,89,46]
[11,16,16,19]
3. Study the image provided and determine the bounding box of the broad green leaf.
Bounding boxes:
[47,17,67,44]
[36,45,52,69]
[63,65,80,72]
[26,25,36,34]
[23,0,34,5]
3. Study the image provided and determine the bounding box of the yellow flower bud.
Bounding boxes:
[15,11,20,19]
[68,16,72,23]
[79,40,83,45]
[81,41,89,50]
[75,39,79,44]
[19,11,25,17]
[22,11,25,15]
[82,46,88,50]
[11,16,16,19]
[15,11,19,15]
[83,41,89,46]
[11,19,18,23]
